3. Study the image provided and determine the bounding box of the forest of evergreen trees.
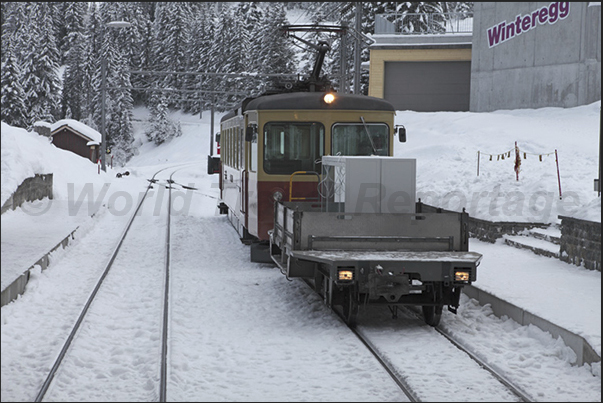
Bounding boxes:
[1,2,472,166]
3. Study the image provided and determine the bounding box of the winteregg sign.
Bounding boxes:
[487,2,570,48]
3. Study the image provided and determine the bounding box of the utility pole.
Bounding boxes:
[210,95,215,156]
[100,58,107,171]
[340,27,348,94]
[100,21,131,172]
[598,107,601,196]
[354,2,362,94]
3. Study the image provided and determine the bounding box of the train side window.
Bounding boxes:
[250,130,258,172]
[222,129,226,166]
[230,128,234,167]
[234,128,237,169]
[332,123,389,156]
[231,128,234,168]
[226,129,232,166]
[225,129,230,167]
[239,127,244,170]
[263,122,324,175]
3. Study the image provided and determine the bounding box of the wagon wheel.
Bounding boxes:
[340,287,359,327]
[422,304,442,327]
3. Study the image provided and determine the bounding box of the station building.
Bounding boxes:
[368,2,601,112]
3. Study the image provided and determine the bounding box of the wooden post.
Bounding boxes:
[477,151,480,176]
[555,149,562,199]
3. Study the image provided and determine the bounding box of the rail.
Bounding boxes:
[375,12,473,35]
[33,163,196,402]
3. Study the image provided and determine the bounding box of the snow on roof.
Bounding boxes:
[50,119,101,145]
[33,121,52,128]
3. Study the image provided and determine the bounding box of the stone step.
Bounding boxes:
[526,225,561,245]
[503,234,560,259]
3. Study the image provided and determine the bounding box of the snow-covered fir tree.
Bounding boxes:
[20,2,62,126]
[1,1,474,158]
[61,2,89,120]
[256,3,296,91]
[145,93,182,146]
[151,2,193,110]
[1,41,28,127]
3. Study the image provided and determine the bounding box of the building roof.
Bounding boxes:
[50,119,101,145]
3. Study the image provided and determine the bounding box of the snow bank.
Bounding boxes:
[394,101,601,224]
[1,121,114,207]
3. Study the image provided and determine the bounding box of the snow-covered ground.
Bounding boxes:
[1,101,601,401]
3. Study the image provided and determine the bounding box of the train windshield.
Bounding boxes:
[332,123,389,156]
[264,122,325,175]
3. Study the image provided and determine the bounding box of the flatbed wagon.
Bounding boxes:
[269,200,482,326]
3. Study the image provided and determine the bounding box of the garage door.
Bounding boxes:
[384,61,471,112]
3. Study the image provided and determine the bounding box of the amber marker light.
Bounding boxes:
[454,270,470,282]
[324,93,335,104]
[338,270,353,281]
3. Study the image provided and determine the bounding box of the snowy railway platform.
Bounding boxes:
[1,200,94,306]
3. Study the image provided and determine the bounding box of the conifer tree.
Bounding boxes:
[124,2,155,105]
[1,42,27,127]
[62,2,89,120]
[150,2,193,109]
[256,3,296,91]
[20,2,62,126]
[145,93,181,146]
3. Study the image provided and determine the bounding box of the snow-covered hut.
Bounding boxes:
[50,119,101,162]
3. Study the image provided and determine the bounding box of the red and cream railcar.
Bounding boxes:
[216,91,397,261]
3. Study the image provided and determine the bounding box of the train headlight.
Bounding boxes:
[338,270,353,281]
[272,190,283,202]
[454,270,470,282]
[323,93,335,104]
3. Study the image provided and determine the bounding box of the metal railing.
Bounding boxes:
[375,12,473,35]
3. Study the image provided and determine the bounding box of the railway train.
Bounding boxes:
[208,38,481,327]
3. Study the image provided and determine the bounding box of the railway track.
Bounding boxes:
[33,165,193,402]
[303,278,534,402]
[352,311,534,402]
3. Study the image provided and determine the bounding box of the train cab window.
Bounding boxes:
[332,123,389,156]
[263,122,324,175]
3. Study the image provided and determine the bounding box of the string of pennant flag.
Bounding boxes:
[478,148,556,162]
[476,142,562,198]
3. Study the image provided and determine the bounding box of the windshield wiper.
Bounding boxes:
[360,116,379,155]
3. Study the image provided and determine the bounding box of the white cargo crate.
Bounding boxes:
[321,155,416,214]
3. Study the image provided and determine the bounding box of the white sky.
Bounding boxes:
[1,101,600,401]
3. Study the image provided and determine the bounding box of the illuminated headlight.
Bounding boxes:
[272,191,283,201]
[323,93,335,104]
[454,270,470,282]
[338,270,353,281]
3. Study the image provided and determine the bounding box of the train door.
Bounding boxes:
[239,123,247,221]
[245,115,259,238]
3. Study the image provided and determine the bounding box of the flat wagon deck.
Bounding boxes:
[269,200,482,326]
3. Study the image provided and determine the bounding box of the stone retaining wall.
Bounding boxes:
[417,202,601,271]
[416,202,549,243]
[1,174,53,215]
[558,215,601,272]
